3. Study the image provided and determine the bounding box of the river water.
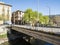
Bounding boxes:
[0,38,31,45]
[0,38,53,45]
[0,36,53,45]
[0,25,53,45]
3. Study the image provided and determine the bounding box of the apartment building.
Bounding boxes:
[11,10,24,24]
[0,2,12,24]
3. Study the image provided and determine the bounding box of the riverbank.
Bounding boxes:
[0,38,8,44]
[0,38,31,45]
[0,25,8,44]
[0,33,8,44]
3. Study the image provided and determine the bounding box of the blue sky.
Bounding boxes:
[0,0,60,15]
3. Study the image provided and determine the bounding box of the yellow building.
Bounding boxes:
[0,2,12,24]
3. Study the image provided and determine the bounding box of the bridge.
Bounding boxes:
[9,25,60,45]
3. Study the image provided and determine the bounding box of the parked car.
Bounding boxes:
[4,21,12,25]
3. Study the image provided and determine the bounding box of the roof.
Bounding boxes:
[12,10,24,13]
[16,10,24,13]
[0,2,12,7]
[49,15,60,23]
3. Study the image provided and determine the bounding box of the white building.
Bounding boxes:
[0,2,12,24]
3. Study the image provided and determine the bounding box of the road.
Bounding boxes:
[12,25,60,34]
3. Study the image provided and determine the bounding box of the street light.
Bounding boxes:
[37,0,39,21]
[37,0,40,27]
[47,6,50,17]
[47,6,51,25]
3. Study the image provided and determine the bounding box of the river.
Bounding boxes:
[0,25,53,45]
[0,37,53,45]
[0,38,31,45]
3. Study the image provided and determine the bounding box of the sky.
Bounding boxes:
[0,0,60,15]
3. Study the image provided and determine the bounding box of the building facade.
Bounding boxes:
[11,10,24,24]
[0,2,12,24]
[50,15,60,27]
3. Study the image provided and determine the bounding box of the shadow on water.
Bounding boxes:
[6,29,31,45]
[30,38,53,45]
[7,29,53,45]
[0,28,53,45]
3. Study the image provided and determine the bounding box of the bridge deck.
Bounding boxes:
[11,25,60,45]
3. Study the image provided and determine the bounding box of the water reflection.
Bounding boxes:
[0,29,53,45]
[30,38,53,45]
[6,30,31,45]
[0,38,53,45]
[0,38,31,45]
[9,38,31,45]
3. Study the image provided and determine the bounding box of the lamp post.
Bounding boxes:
[37,0,39,21]
[47,6,51,25]
[37,0,39,27]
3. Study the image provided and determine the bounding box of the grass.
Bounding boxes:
[0,41,10,45]
[0,34,7,38]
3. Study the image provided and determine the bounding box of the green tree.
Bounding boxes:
[43,16,49,24]
[23,8,33,23]
[39,15,49,25]
[23,8,48,26]
[23,9,39,26]
[39,13,44,24]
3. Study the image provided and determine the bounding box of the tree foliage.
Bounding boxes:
[43,16,49,24]
[23,8,49,26]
